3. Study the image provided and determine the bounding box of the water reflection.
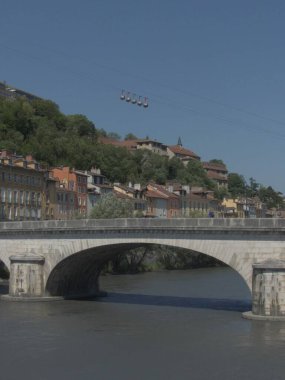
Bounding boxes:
[98,292,251,312]
[1,268,285,380]
[0,280,8,294]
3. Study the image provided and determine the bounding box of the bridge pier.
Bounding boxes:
[5,255,46,300]
[243,260,285,320]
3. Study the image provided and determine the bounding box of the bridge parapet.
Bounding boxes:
[1,218,285,233]
[1,218,285,320]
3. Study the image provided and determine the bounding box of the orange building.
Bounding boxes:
[51,167,88,217]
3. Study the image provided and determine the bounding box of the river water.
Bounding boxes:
[1,267,285,380]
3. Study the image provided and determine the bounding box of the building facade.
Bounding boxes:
[0,151,46,221]
[51,167,88,218]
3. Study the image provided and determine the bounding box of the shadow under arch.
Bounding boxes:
[0,260,9,280]
[45,242,250,300]
[46,243,148,298]
[0,260,9,296]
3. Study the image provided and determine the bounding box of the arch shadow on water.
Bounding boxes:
[0,281,8,295]
[97,292,252,313]
[0,260,9,295]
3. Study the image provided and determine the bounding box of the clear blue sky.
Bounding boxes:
[1,0,285,191]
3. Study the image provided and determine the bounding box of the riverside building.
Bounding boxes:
[0,150,46,221]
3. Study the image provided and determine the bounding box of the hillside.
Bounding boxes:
[0,96,283,208]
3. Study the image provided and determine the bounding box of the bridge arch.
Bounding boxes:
[2,218,285,318]
[45,243,146,297]
[0,260,9,280]
[45,241,251,298]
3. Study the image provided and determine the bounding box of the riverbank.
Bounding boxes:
[103,246,225,274]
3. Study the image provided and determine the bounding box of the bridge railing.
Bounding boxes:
[0,218,285,232]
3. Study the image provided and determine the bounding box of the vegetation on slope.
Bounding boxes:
[0,96,283,208]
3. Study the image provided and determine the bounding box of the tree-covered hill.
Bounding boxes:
[0,96,283,208]
[0,96,214,187]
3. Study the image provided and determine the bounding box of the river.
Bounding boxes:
[1,267,285,380]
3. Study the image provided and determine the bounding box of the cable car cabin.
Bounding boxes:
[143,98,149,108]
[120,90,126,100]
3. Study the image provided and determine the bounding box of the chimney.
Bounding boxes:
[182,185,190,194]
[25,154,33,162]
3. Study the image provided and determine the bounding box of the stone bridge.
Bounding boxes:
[1,218,285,319]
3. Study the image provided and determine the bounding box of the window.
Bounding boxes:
[1,188,6,202]
[25,191,30,204]
[0,204,5,219]
[7,189,12,203]
[13,190,18,203]
[7,206,12,220]
[69,181,74,191]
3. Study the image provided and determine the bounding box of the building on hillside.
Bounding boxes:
[167,138,200,163]
[99,136,169,156]
[113,183,147,215]
[87,183,114,215]
[85,167,108,186]
[0,81,40,101]
[44,172,57,220]
[42,169,77,220]
[51,167,88,217]
[145,183,180,218]
[221,197,266,218]
[98,137,138,151]
[202,162,228,188]
[54,182,76,220]
[187,193,218,217]
[0,150,46,221]
[171,185,220,217]
[136,139,168,156]
[166,183,190,217]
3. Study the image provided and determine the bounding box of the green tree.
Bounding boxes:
[228,173,246,198]
[179,160,213,187]
[89,193,134,218]
[65,114,97,139]
[167,157,184,180]
[107,132,121,140]
[214,186,229,201]
[124,133,138,140]
[258,186,284,209]
[247,177,260,198]
[209,159,226,166]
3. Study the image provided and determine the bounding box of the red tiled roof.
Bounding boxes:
[188,193,209,201]
[207,171,228,181]
[98,137,138,150]
[147,184,179,199]
[114,190,131,199]
[145,190,168,199]
[202,162,227,172]
[168,145,200,159]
